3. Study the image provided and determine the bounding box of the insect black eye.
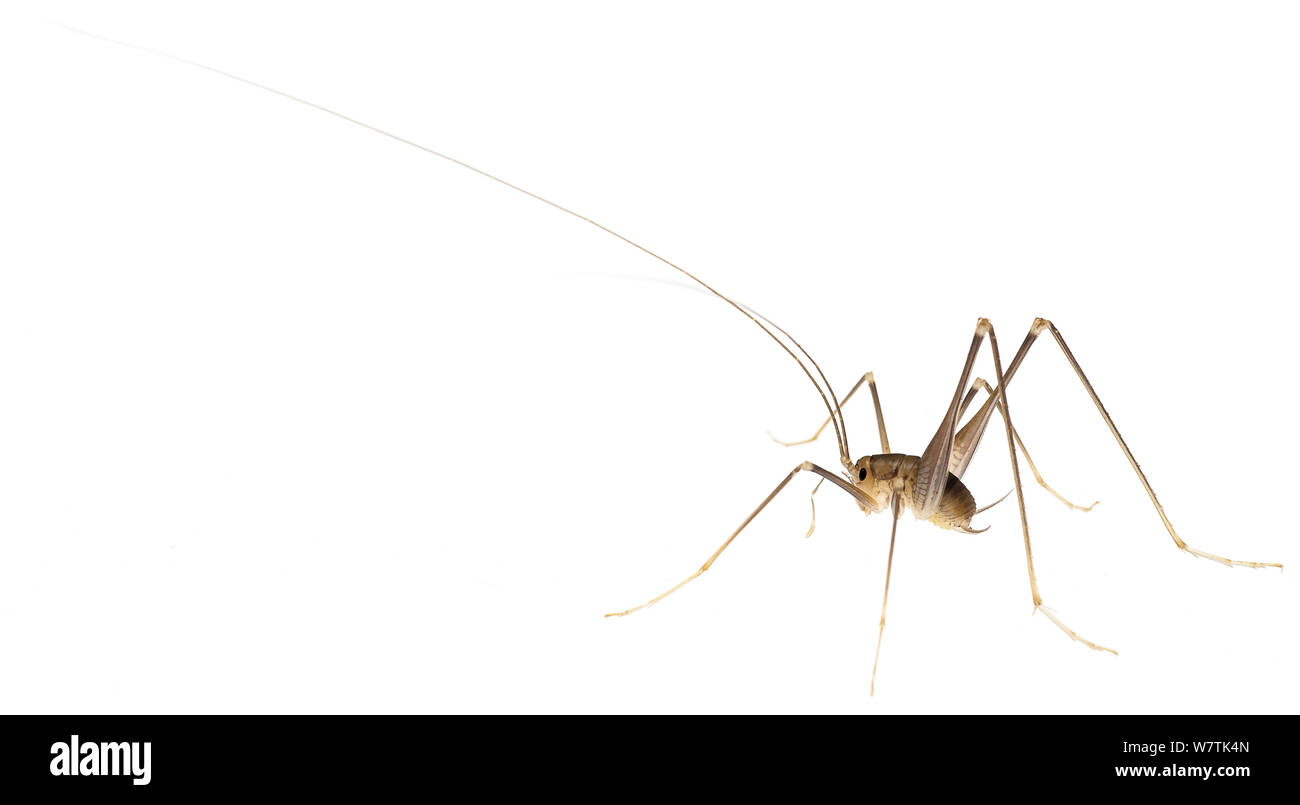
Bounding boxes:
[858,468,867,481]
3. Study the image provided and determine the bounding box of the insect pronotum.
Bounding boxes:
[52,22,1287,701]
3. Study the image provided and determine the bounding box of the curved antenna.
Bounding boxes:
[735,303,849,464]
[63,25,854,464]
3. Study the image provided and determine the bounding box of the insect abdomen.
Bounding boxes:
[930,474,978,531]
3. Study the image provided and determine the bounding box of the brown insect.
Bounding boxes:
[70,26,1282,697]
[601,314,1281,693]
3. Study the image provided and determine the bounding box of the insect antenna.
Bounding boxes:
[734,302,850,464]
[63,26,854,465]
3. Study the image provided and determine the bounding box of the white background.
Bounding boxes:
[1,2,1295,714]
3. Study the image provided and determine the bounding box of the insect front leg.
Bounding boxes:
[770,371,891,453]
[604,462,878,617]
[771,371,891,537]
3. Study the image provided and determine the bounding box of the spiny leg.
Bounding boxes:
[770,371,891,453]
[988,320,1280,570]
[966,378,1099,512]
[604,462,878,618]
[984,320,1116,655]
[871,493,905,696]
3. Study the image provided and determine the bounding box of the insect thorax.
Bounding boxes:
[854,453,978,531]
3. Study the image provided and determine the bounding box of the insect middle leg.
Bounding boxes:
[964,377,1099,512]
[871,493,905,696]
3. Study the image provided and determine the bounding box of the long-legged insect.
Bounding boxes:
[605,315,1282,692]
[66,27,1283,697]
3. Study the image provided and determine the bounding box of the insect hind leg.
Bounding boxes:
[983,320,1118,656]
[965,378,1099,512]
[1033,319,1279,570]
